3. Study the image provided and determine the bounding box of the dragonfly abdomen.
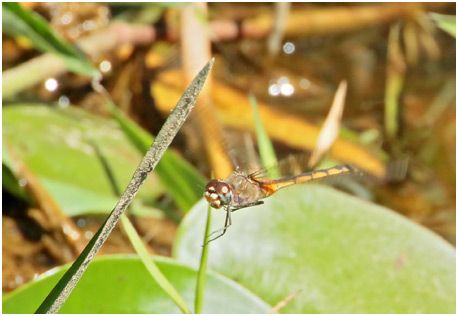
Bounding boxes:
[258,164,358,195]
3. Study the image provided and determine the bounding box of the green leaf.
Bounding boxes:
[111,4,171,24]
[3,104,164,216]
[106,102,207,212]
[2,164,29,201]
[121,215,191,313]
[385,23,404,141]
[194,204,212,313]
[174,185,456,313]
[430,13,456,37]
[2,255,271,313]
[249,93,279,178]
[109,2,188,8]
[2,144,30,201]
[2,2,99,77]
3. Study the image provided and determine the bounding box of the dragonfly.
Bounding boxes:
[204,163,359,245]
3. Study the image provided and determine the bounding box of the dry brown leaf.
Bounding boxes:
[309,80,347,167]
[153,70,388,178]
[241,3,449,38]
[180,3,233,179]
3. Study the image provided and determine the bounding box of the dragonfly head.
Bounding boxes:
[204,179,233,209]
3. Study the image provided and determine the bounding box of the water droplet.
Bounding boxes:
[58,95,70,108]
[278,76,289,85]
[77,219,86,227]
[84,231,94,239]
[280,83,294,96]
[68,28,80,39]
[268,84,281,96]
[83,20,96,31]
[300,78,311,89]
[283,42,295,54]
[15,275,23,285]
[99,60,112,73]
[61,13,73,25]
[44,78,58,92]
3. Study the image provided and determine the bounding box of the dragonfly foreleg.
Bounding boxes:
[231,200,264,212]
[202,201,265,246]
[202,205,232,247]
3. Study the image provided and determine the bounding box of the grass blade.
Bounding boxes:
[429,13,456,37]
[249,93,279,178]
[2,2,98,77]
[385,23,405,142]
[90,135,190,313]
[2,144,30,201]
[34,58,214,314]
[121,215,190,313]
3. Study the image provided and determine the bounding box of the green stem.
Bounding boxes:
[194,204,212,313]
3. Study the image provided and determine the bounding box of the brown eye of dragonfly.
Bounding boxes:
[204,180,233,209]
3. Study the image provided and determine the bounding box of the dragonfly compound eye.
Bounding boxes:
[205,180,233,209]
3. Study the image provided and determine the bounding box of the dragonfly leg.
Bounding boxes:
[231,200,264,212]
[202,205,232,247]
[202,200,264,247]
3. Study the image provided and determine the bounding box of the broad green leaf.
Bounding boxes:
[2,104,163,216]
[106,102,207,212]
[2,2,98,77]
[174,185,456,313]
[430,13,456,37]
[2,255,271,314]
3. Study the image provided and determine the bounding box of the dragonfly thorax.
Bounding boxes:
[205,179,233,209]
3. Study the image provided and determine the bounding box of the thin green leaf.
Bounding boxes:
[429,13,456,37]
[90,133,189,314]
[2,164,29,201]
[2,144,30,201]
[121,215,190,313]
[194,204,212,313]
[112,5,165,25]
[249,93,279,178]
[385,23,405,141]
[109,2,188,8]
[35,58,214,314]
[2,2,98,77]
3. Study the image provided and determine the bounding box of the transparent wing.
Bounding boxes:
[248,152,408,185]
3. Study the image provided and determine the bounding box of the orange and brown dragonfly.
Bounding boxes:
[204,164,359,244]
